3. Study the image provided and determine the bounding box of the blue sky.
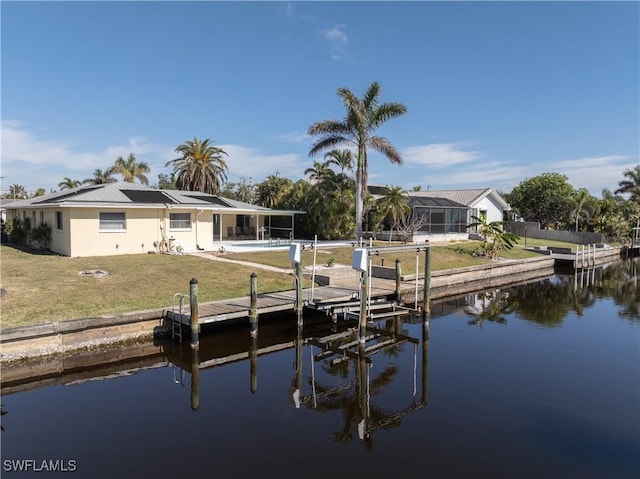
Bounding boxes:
[2,1,638,197]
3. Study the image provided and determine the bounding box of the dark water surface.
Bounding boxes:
[2,259,639,479]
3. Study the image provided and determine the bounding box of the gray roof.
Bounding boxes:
[7,183,300,214]
[408,188,509,209]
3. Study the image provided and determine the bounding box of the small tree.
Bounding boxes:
[466,215,519,260]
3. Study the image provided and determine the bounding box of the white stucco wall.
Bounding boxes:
[472,195,506,224]
[68,207,164,257]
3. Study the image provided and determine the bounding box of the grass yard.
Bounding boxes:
[228,239,545,275]
[0,246,296,329]
[0,237,569,329]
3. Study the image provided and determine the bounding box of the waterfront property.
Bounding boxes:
[5,183,302,257]
[1,259,638,479]
[368,186,509,242]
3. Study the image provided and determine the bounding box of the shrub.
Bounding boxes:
[5,218,27,245]
[28,222,52,250]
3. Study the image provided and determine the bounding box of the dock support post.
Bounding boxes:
[189,278,199,349]
[359,268,369,343]
[395,259,402,302]
[422,247,431,319]
[295,261,303,323]
[249,272,258,338]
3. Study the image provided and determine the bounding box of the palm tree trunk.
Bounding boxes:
[355,168,363,238]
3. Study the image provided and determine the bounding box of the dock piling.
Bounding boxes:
[189,278,199,349]
[359,268,369,343]
[295,261,303,323]
[395,259,402,301]
[249,272,258,337]
[422,247,431,318]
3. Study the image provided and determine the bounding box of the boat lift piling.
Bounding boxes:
[351,243,432,324]
[289,243,304,324]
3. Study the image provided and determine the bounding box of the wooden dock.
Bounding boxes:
[166,277,400,326]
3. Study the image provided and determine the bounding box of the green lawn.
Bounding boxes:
[0,238,558,329]
[0,246,296,329]
[228,239,543,275]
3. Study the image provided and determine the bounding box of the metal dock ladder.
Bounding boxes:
[171,293,187,343]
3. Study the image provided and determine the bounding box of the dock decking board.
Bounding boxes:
[167,279,400,326]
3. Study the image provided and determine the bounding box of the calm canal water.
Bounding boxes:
[1,259,638,479]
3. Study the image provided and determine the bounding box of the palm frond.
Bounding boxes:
[368,136,403,164]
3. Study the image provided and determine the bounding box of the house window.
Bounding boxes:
[40,211,44,224]
[56,211,63,230]
[169,213,191,230]
[99,212,126,231]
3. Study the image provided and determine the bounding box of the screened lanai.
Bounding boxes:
[410,197,470,237]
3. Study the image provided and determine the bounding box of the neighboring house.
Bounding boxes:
[5,183,302,257]
[369,186,509,242]
[0,199,17,223]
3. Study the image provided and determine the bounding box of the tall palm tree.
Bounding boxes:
[58,177,81,190]
[83,168,117,185]
[615,165,640,204]
[113,153,150,185]
[166,137,228,194]
[308,81,407,238]
[378,186,410,243]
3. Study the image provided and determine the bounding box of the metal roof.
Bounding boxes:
[7,183,301,214]
[408,188,509,209]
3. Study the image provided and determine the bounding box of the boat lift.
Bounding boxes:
[291,239,432,345]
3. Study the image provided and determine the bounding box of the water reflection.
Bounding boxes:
[461,258,639,327]
[164,314,428,448]
[2,262,638,479]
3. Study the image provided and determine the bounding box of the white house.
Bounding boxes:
[369,186,509,242]
[5,183,303,257]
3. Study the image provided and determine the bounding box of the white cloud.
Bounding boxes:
[0,121,173,191]
[320,24,351,62]
[221,144,304,179]
[403,143,482,167]
[411,154,636,197]
[551,155,637,196]
[322,24,348,44]
[1,120,170,171]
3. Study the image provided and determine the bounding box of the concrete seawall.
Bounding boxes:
[0,252,616,361]
[0,309,168,361]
